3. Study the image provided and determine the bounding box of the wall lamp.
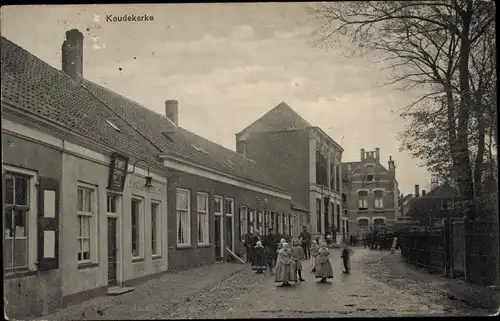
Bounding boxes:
[128,159,153,188]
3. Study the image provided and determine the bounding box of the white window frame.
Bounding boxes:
[3,165,37,272]
[77,182,98,265]
[225,197,235,251]
[131,196,145,259]
[151,200,161,257]
[258,209,263,234]
[277,212,283,234]
[197,192,209,246]
[358,191,368,210]
[240,206,248,241]
[374,190,384,209]
[176,188,191,247]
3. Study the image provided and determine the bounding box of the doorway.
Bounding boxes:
[214,214,223,261]
[107,217,118,286]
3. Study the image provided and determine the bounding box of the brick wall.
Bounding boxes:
[166,169,291,271]
[243,130,310,211]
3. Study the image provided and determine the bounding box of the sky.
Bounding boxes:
[1,3,432,195]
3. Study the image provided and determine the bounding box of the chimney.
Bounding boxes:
[360,148,365,162]
[415,184,420,197]
[165,100,179,125]
[375,148,380,161]
[422,190,426,196]
[62,29,84,82]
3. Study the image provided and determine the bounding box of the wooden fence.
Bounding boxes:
[400,218,499,286]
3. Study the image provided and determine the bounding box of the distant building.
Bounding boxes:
[405,183,461,226]
[342,148,400,238]
[235,102,344,240]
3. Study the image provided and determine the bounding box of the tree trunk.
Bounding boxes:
[456,1,476,220]
[473,98,486,211]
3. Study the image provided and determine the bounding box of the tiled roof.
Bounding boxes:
[83,81,286,191]
[237,101,312,139]
[342,161,389,173]
[0,36,287,193]
[424,183,460,197]
[1,36,162,168]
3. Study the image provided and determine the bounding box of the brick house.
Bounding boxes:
[235,102,344,241]
[2,29,294,319]
[405,183,461,226]
[342,148,400,239]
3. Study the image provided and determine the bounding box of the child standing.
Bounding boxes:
[252,241,266,274]
[291,238,305,282]
[274,243,297,286]
[310,240,320,272]
[341,243,353,274]
[315,242,334,283]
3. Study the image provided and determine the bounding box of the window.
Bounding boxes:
[249,208,255,233]
[176,189,191,246]
[441,200,449,210]
[197,193,209,245]
[270,211,275,232]
[77,186,95,263]
[358,191,368,210]
[107,194,118,214]
[366,174,374,182]
[131,197,144,258]
[335,165,340,192]
[336,204,341,232]
[283,213,290,235]
[278,212,283,234]
[151,201,161,256]
[374,218,385,227]
[214,196,223,214]
[4,173,30,270]
[225,198,234,216]
[374,190,384,209]
[316,198,322,233]
[258,210,263,234]
[358,218,369,228]
[240,206,248,241]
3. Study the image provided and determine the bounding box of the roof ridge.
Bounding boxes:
[83,79,178,128]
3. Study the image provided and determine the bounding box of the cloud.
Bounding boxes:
[231,25,255,40]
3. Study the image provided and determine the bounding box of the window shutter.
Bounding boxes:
[37,177,59,271]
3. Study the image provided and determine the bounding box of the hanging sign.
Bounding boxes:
[108,153,129,192]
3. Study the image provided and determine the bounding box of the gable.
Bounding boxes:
[237,101,312,139]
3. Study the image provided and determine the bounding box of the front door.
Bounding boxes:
[225,215,233,252]
[107,217,118,286]
[214,215,223,261]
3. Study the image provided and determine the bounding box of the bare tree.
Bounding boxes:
[310,0,495,219]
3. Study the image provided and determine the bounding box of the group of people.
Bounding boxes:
[246,226,352,287]
[363,228,398,250]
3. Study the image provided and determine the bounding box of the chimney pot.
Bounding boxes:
[165,100,179,125]
[422,190,426,196]
[62,29,84,82]
[360,148,365,161]
[415,184,420,197]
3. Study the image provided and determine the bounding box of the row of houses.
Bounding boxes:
[2,29,400,318]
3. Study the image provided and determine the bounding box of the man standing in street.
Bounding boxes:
[244,230,256,263]
[299,226,311,259]
[262,228,279,269]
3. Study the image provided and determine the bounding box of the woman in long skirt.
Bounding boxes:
[252,241,266,274]
[310,240,320,272]
[315,242,334,283]
[275,243,297,286]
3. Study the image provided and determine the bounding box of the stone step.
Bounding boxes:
[106,286,135,296]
